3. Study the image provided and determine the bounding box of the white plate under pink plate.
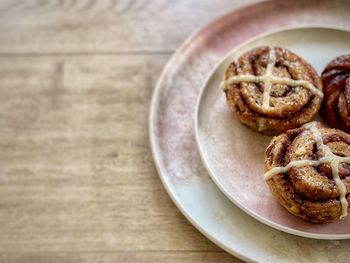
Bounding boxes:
[150,1,350,262]
[195,27,350,239]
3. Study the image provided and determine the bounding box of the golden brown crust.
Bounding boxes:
[223,46,323,135]
[320,55,350,132]
[264,122,350,223]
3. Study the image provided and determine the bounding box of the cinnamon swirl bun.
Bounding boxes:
[221,46,323,135]
[264,122,350,223]
[320,55,350,132]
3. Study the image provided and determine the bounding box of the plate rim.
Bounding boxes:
[149,3,272,261]
[194,26,350,240]
[148,6,260,262]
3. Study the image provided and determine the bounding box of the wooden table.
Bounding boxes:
[0,1,257,262]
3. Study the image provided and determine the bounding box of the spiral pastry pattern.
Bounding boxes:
[321,55,350,133]
[221,46,323,135]
[264,122,350,223]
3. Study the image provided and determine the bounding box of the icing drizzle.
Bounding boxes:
[220,47,324,110]
[264,122,349,219]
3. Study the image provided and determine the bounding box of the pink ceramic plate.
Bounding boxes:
[195,27,350,239]
[150,1,350,261]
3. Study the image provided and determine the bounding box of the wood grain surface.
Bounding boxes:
[0,0,258,262]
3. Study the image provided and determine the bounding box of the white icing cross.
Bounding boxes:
[220,47,324,110]
[264,122,349,219]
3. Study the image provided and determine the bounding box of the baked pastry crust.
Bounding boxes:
[221,46,323,135]
[320,55,350,132]
[264,122,350,223]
